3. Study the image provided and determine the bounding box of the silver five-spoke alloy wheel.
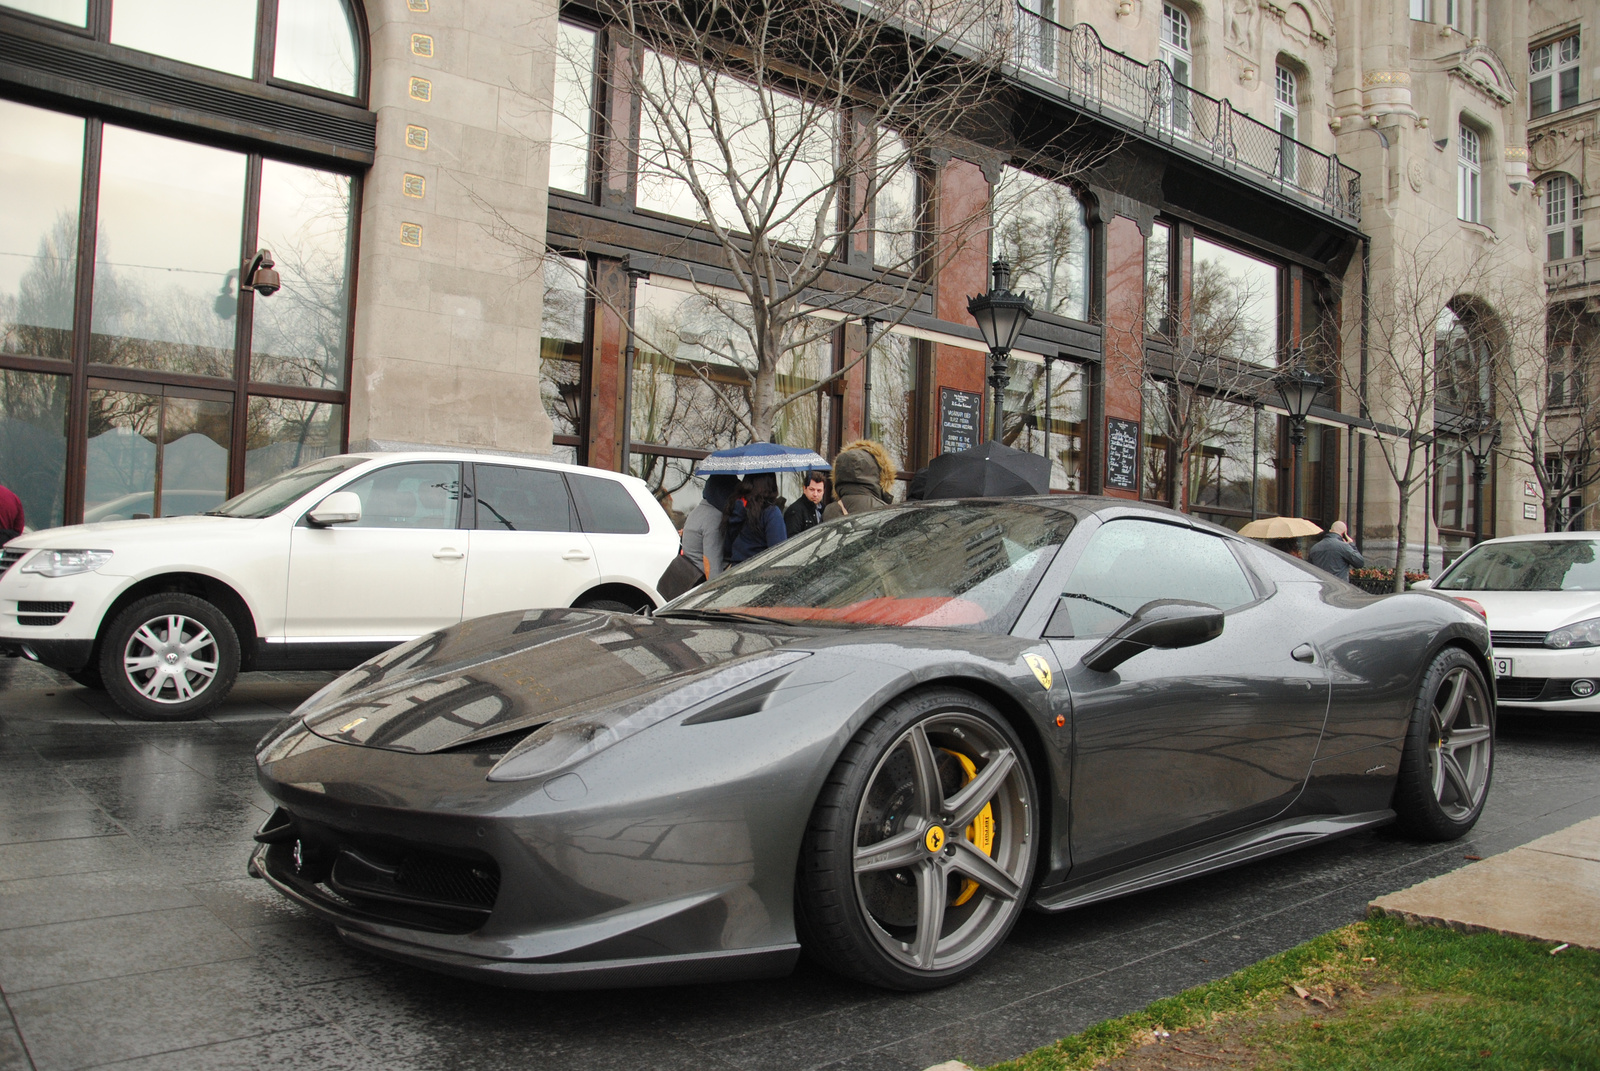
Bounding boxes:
[121,613,220,704]
[852,712,1031,974]
[1427,665,1493,819]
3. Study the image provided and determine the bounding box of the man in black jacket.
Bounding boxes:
[1308,520,1365,582]
[783,472,828,537]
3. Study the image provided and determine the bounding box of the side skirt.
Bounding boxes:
[1029,810,1396,914]
[253,639,397,671]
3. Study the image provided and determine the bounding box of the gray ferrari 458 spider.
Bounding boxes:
[251,497,1495,991]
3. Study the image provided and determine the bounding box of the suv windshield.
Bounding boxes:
[1437,540,1600,591]
[665,502,1074,633]
[210,457,367,519]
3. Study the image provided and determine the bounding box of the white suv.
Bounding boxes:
[0,453,679,720]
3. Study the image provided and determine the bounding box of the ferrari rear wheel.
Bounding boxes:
[797,688,1036,990]
[1393,646,1494,840]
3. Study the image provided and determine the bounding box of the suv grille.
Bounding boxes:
[17,601,71,627]
[1491,630,1549,649]
[0,549,24,577]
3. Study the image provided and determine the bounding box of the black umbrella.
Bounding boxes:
[909,442,1051,499]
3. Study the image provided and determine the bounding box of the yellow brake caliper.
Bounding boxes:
[943,749,995,906]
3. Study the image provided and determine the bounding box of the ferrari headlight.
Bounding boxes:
[486,650,810,782]
[1547,617,1600,649]
[20,550,113,577]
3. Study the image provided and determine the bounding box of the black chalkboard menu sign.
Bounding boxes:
[939,387,982,455]
[1105,417,1140,492]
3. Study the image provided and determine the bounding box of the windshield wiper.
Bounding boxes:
[1058,592,1134,618]
[655,607,796,627]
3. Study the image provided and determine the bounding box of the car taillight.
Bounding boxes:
[1453,597,1488,621]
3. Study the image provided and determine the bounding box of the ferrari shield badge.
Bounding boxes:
[1024,654,1053,691]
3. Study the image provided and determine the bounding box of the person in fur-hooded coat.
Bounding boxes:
[822,439,897,521]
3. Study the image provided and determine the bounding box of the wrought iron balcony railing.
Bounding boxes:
[1012,5,1362,225]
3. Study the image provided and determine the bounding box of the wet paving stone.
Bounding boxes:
[2,663,1599,1070]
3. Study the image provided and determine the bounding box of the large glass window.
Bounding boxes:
[1004,355,1087,492]
[1187,400,1279,528]
[1191,236,1279,366]
[0,100,83,364]
[550,22,597,197]
[1436,305,1490,411]
[244,397,342,488]
[1458,124,1481,224]
[110,0,259,80]
[273,0,359,97]
[992,167,1090,322]
[0,369,69,529]
[867,332,915,476]
[251,160,353,390]
[3,0,88,25]
[1435,444,1482,535]
[90,127,248,380]
[540,254,587,462]
[874,131,918,271]
[1142,383,1172,503]
[84,386,232,521]
[1145,220,1172,336]
[1542,174,1583,262]
[1530,35,1581,118]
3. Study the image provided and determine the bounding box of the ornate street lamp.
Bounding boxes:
[1276,363,1324,519]
[967,259,1034,442]
[1464,418,1500,544]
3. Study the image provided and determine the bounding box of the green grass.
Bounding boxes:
[988,915,1600,1071]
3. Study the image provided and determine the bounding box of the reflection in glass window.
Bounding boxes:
[0,369,69,528]
[1060,519,1256,637]
[1191,236,1279,365]
[992,167,1090,322]
[551,22,596,196]
[273,0,359,96]
[1187,400,1278,526]
[874,131,918,271]
[1435,305,1490,410]
[110,0,257,79]
[868,332,914,475]
[243,396,342,488]
[0,100,83,363]
[1004,356,1087,491]
[337,462,462,529]
[1145,221,1171,336]
[1436,444,1479,534]
[636,51,837,246]
[84,388,232,520]
[3,0,87,25]
[540,254,586,443]
[90,126,247,380]
[1142,383,1171,502]
[474,464,573,532]
[251,160,352,390]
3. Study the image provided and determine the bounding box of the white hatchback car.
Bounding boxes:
[0,452,679,720]
[1420,531,1600,713]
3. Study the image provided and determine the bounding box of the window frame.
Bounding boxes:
[1530,34,1582,119]
[1457,123,1482,224]
[1541,173,1584,262]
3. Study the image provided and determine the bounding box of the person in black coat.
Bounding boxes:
[783,472,828,537]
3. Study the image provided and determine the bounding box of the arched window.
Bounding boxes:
[1542,173,1584,262]
[273,0,361,97]
[1530,34,1581,118]
[1435,305,1491,411]
[1457,124,1481,223]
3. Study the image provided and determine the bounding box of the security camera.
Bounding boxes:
[244,250,281,297]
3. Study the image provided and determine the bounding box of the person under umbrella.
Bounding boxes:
[823,440,897,520]
[724,473,788,565]
[681,474,738,578]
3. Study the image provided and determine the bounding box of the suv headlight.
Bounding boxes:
[1547,617,1600,649]
[19,550,114,578]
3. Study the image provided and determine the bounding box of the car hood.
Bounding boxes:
[1440,590,1600,632]
[7,514,264,549]
[298,609,803,754]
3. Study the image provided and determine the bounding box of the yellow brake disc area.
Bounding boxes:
[943,749,995,907]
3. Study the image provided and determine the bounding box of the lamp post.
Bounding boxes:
[967,259,1034,442]
[1464,418,1499,544]
[1276,364,1324,519]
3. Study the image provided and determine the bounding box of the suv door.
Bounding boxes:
[285,461,467,639]
[566,471,667,611]
[462,463,599,618]
[1045,517,1329,876]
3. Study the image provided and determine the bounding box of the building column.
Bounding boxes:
[1101,214,1146,501]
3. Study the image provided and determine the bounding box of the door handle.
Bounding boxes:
[433,548,464,560]
[1291,643,1316,664]
[562,549,592,562]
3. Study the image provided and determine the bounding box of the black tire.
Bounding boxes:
[98,593,241,721]
[796,687,1037,990]
[577,598,644,614]
[68,663,105,690]
[1393,646,1494,840]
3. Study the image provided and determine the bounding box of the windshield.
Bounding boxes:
[1437,540,1600,592]
[666,502,1074,633]
[211,457,367,519]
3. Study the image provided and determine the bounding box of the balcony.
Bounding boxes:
[1011,6,1361,225]
[1546,255,1600,296]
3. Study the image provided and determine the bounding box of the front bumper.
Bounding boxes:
[0,564,117,671]
[1493,645,1600,713]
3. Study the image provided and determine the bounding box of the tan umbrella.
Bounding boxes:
[1237,516,1324,539]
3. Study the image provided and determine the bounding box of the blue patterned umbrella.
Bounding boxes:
[695,442,830,475]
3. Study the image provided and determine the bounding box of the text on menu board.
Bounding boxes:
[939,388,983,455]
[1105,417,1140,491]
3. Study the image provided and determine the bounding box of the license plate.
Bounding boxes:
[1493,656,1513,678]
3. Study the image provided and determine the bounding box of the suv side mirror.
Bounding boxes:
[1409,578,1433,591]
[1082,599,1224,673]
[307,491,362,527]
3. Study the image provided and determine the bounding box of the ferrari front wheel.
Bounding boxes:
[1393,646,1494,840]
[797,688,1036,990]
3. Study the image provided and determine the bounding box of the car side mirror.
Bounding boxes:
[1081,599,1224,673]
[1409,578,1433,591]
[307,491,362,527]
